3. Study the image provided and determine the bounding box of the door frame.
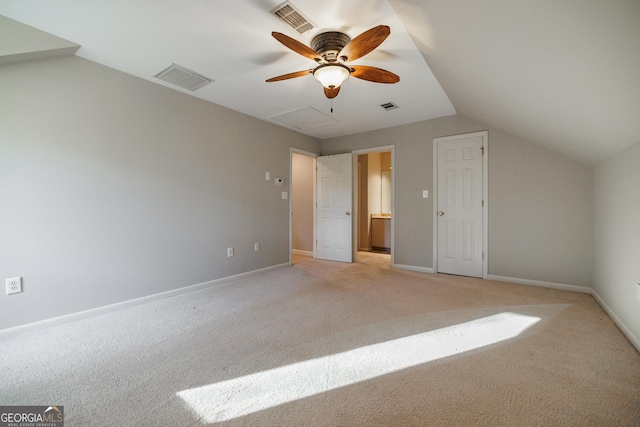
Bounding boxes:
[352,145,395,265]
[432,131,488,279]
[289,148,317,265]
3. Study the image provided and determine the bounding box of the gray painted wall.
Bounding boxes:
[321,115,593,287]
[0,55,318,329]
[0,52,607,334]
[593,141,640,343]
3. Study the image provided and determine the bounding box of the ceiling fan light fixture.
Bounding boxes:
[313,63,350,89]
[266,25,398,100]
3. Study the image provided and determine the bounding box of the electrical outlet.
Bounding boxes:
[6,277,22,295]
[254,242,260,251]
[265,172,270,181]
[227,247,234,258]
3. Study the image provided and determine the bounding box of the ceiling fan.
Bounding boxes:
[266,25,400,99]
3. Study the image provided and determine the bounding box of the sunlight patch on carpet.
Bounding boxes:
[177,312,540,423]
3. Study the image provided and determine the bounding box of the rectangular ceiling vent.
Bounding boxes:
[155,63,213,91]
[271,1,315,34]
[380,102,399,111]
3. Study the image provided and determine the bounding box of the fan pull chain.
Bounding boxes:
[331,98,334,113]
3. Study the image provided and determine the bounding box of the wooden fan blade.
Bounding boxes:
[272,32,322,62]
[266,69,313,82]
[338,25,390,62]
[324,86,341,99]
[350,65,400,83]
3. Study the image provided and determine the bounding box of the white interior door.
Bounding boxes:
[316,153,353,262]
[436,134,484,277]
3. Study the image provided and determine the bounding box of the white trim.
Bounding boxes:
[393,264,434,274]
[393,265,640,354]
[352,145,395,266]
[289,147,318,157]
[433,131,489,279]
[292,249,313,257]
[0,263,290,339]
[491,275,639,353]
[590,290,640,353]
[352,153,359,262]
[487,274,591,294]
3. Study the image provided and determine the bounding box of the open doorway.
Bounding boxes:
[290,149,316,264]
[355,146,393,265]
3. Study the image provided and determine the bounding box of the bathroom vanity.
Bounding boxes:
[371,214,391,252]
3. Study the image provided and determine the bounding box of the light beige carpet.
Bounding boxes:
[1,252,639,426]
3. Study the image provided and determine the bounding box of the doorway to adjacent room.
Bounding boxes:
[355,146,394,265]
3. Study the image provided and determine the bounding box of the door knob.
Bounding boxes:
[438,211,445,217]
[346,211,351,215]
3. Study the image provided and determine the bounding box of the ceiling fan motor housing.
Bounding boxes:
[311,31,351,62]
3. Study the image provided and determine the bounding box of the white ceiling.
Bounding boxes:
[0,0,455,140]
[1,0,639,164]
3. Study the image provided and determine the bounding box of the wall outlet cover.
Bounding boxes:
[6,277,22,295]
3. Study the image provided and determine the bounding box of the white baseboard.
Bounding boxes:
[488,274,639,354]
[393,264,434,274]
[0,263,290,339]
[487,275,591,294]
[590,290,640,354]
[292,249,313,257]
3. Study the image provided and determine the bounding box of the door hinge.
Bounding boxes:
[482,252,485,260]
[481,146,485,155]
[482,200,484,207]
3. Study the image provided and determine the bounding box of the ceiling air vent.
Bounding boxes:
[271,1,315,34]
[380,102,399,111]
[154,63,213,91]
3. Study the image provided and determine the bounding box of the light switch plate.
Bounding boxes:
[422,190,429,199]
[282,191,288,199]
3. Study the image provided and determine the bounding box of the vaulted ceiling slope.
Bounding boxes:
[389,0,640,164]
[2,1,639,165]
